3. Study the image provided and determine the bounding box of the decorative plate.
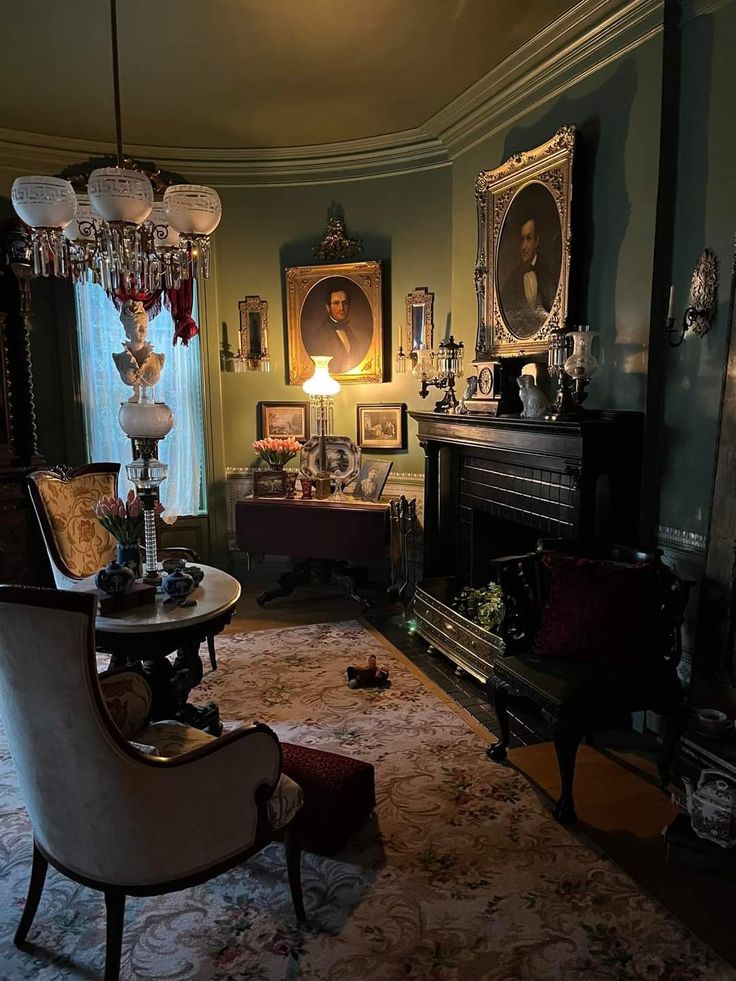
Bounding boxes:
[299,435,360,484]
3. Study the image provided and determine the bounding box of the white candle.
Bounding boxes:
[667,285,676,320]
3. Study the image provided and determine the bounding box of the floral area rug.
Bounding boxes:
[0,620,732,980]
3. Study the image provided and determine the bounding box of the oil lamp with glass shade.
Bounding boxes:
[119,383,173,585]
[302,356,341,499]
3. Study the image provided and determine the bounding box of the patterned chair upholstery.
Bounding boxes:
[27,463,119,587]
[28,463,219,671]
[0,586,305,981]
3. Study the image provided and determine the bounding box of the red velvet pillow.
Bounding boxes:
[532,552,654,663]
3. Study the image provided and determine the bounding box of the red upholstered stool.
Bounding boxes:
[280,743,376,853]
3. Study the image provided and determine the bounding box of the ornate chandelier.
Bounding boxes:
[10,0,221,294]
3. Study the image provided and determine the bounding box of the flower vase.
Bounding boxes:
[116,542,142,580]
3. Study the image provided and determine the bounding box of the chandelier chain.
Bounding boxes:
[109,0,124,167]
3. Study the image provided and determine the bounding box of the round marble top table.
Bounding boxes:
[68,564,241,634]
[70,564,240,732]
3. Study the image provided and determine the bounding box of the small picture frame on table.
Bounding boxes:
[253,471,288,498]
[352,459,393,502]
[356,403,406,450]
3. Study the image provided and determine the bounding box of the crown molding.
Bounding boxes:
[0,127,449,188]
[430,0,663,157]
[0,0,664,187]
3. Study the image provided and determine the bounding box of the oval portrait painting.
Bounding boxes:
[300,275,375,375]
[497,181,562,340]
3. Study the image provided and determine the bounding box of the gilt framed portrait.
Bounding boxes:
[258,401,310,440]
[474,126,575,359]
[356,403,406,450]
[285,260,383,385]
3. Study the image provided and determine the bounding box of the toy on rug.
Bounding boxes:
[346,654,389,689]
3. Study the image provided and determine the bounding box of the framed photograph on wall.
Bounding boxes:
[356,403,406,450]
[352,459,393,502]
[285,260,383,385]
[474,125,575,359]
[258,401,310,440]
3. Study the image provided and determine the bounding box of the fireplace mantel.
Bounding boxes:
[410,409,644,581]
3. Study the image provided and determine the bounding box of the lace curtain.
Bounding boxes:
[75,283,206,520]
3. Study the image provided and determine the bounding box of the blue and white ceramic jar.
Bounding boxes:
[162,567,195,601]
[95,560,135,595]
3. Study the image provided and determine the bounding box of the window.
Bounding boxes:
[75,283,207,519]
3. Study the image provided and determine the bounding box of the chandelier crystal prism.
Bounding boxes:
[10,0,221,293]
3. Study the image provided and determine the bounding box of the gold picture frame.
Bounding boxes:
[474,125,575,359]
[285,260,383,385]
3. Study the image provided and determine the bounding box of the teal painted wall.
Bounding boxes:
[449,35,664,414]
[658,0,736,538]
[5,2,734,554]
[213,169,453,476]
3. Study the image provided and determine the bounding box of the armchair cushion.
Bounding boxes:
[267,774,305,830]
[135,720,218,757]
[532,552,654,664]
[99,670,152,738]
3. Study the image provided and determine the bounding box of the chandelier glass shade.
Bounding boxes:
[9,0,221,293]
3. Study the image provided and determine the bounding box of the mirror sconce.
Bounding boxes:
[395,286,435,376]
[664,249,718,347]
[235,295,271,371]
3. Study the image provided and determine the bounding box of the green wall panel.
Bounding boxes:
[658,0,736,537]
[450,36,664,414]
[214,168,453,476]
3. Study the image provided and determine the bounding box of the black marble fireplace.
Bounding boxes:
[409,410,644,680]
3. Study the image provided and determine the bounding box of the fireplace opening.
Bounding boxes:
[465,509,541,587]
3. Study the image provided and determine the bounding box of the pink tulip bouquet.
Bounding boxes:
[94,490,163,544]
[252,436,302,468]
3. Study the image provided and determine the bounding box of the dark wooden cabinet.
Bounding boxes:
[0,252,52,586]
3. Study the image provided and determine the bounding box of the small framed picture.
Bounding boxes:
[258,401,310,441]
[356,403,406,450]
[253,471,288,498]
[352,459,393,502]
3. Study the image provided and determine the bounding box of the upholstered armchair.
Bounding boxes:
[27,463,218,670]
[0,586,305,981]
[486,539,691,825]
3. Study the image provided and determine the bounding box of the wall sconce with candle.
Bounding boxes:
[235,295,270,371]
[664,249,718,347]
[395,286,435,378]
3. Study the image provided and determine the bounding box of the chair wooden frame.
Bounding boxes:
[485,539,692,825]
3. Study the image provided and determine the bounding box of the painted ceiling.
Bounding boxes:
[3,0,575,151]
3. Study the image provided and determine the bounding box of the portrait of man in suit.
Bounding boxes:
[300,276,375,375]
[497,183,562,340]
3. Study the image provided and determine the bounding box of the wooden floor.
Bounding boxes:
[224,581,736,967]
